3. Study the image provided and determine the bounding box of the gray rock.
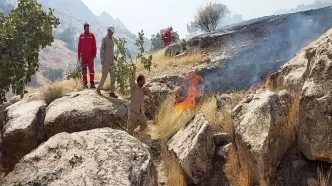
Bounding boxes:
[217,143,232,159]
[9,96,20,104]
[144,75,184,119]
[294,30,332,162]
[1,128,157,186]
[44,90,128,138]
[167,114,215,184]
[233,89,293,186]
[213,132,231,146]
[2,100,46,172]
[165,43,183,57]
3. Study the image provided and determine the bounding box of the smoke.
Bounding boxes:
[199,6,332,93]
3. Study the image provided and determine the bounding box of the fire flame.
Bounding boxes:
[247,73,273,94]
[173,72,203,111]
[261,73,272,89]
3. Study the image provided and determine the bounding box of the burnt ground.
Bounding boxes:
[186,6,332,93]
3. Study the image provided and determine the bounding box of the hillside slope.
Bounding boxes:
[184,6,332,93]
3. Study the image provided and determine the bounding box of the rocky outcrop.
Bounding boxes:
[269,29,332,163]
[144,75,184,119]
[296,30,332,162]
[44,90,128,138]
[1,100,46,172]
[270,29,332,93]
[165,43,183,57]
[167,114,215,184]
[233,90,293,186]
[1,128,157,186]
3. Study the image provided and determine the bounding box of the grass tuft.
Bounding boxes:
[43,85,64,105]
[318,165,332,186]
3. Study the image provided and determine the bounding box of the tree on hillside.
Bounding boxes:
[195,2,230,32]
[55,27,77,51]
[0,0,59,103]
[187,21,201,36]
[150,29,179,52]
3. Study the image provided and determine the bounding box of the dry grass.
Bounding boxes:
[43,85,64,105]
[151,97,192,186]
[151,92,247,186]
[288,95,300,141]
[153,97,194,142]
[318,165,332,186]
[200,93,246,134]
[160,145,187,186]
[224,145,251,186]
[137,49,204,72]
[200,95,233,133]
[26,78,83,101]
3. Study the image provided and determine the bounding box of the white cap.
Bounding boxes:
[107,25,115,33]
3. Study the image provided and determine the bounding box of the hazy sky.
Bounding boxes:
[81,0,315,37]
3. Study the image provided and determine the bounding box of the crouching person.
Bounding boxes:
[127,64,151,136]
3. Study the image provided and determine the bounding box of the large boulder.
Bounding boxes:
[167,114,215,184]
[233,89,293,186]
[2,100,46,172]
[1,128,157,186]
[144,75,183,119]
[44,90,128,138]
[165,43,183,57]
[269,29,332,162]
[297,31,332,162]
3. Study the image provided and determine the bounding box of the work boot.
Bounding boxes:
[83,84,88,89]
[90,81,96,89]
[109,92,118,98]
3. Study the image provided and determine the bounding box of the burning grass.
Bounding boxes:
[153,98,195,141]
[173,72,204,111]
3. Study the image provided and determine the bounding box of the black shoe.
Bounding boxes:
[83,84,88,89]
[109,93,118,98]
[90,81,96,89]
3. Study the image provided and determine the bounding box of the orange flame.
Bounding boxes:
[261,73,272,89]
[173,72,203,111]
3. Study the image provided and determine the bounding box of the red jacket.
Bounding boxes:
[78,32,97,60]
[165,29,172,41]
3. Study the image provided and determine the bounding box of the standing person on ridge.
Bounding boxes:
[165,26,173,47]
[77,23,97,88]
[127,64,151,136]
[97,25,118,98]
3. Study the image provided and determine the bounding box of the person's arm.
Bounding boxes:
[100,38,105,64]
[77,35,82,60]
[130,64,136,91]
[92,33,97,58]
[142,86,151,96]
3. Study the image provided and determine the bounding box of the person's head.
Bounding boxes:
[137,74,146,87]
[107,25,115,37]
[169,26,173,31]
[84,23,89,33]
